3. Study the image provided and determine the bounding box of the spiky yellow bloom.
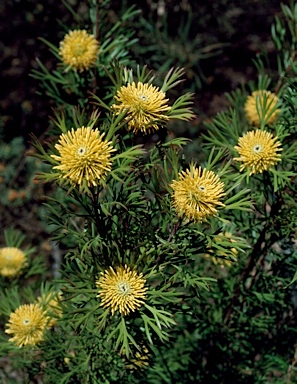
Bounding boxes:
[37,293,62,327]
[0,247,27,278]
[170,166,226,222]
[51,126,116,187]
[59,29,99,72]
[234,130,282,175]
[244,90,280,127]
[112,82,171,134]
[96,265,147,316]
[5,304,49,347]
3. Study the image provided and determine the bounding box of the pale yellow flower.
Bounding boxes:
[244,90,280,127]
[96,265,147,316]
[51,126,116,187]
[5,304,49,347]
[170,165,225,222]
[64,351,75,365]
[59,29,99,72]
[0,247,27,278]
[234,129,282,175]
[112,82,171,134]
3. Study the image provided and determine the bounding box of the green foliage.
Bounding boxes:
[128,6,227,91]
[0,136,49,208]
[1,1,297,383]
[30,0,140,125]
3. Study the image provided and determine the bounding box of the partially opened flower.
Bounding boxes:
[234,129,282,175]
[170,165,226,222]
[5,304,49,347]
[96,265,147,316]
[51,126,116,187]
[244,90,280,127]
[59,29,99,72]
[112,82,171,134]
[0,247,27,278]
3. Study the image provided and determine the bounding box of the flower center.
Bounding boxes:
[188,190,199,204]
[253,144,262,153]
[77,147,87,156]
[117,281,130,295]
[5,254,12,260]
[23,318,30,326]
[73,43,87,57]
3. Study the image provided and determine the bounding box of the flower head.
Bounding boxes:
[96,265,147,316]
[5,304,49,347]
[51,126,116,187]
[170,166,225,222]
[0,247,27,278]
[234,129,282,175]
[112,82,171,134]
[244,90,280,127]
[59,29,99,72]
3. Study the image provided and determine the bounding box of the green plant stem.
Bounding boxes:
[224,193,283,326]
[286,343,297,384]
[167,217,182,243]
[274,49,296,95]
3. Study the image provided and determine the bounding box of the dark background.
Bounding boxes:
[0,0,283,143]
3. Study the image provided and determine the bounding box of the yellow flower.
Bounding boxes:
[5,304,49,347]
[234,129,282,175]
[64,351,75,365]
[37,293,62,327]
[112,82,171,134]
[244,90,280,127]
[0,247,27,278]
[51,126,116,187]
[96,265,147,316]
[59,29,99,72]
[170,166,226,222]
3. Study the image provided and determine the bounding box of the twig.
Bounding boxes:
[286,343,297,384]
